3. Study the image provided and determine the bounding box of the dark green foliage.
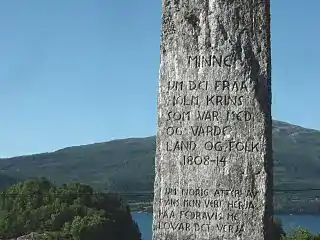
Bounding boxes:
[281,228,320,240]
[0,178,141,240]
[0,121,320,213]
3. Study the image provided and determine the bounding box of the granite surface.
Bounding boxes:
[153,0,272,239]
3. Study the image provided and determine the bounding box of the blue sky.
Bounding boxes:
[0,0,319,158]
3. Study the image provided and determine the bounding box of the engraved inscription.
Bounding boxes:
[154,1,272,239]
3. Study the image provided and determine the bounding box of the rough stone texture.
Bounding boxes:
[153,0,272,240]
[8,233,38,240]
[7,232,60,240]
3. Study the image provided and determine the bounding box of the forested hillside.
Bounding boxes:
[1,120,320,213]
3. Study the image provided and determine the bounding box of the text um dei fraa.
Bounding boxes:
[167,81,248,92]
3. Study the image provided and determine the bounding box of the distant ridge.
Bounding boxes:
[0,120,320,213]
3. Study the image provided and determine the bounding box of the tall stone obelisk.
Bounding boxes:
[153,0,272,239]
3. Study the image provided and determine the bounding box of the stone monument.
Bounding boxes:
[153,0,272,239]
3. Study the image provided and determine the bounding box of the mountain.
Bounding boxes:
[272,120,320,189]
[0,136,156,193]
[0,173,19,189]
[1,120,320,213]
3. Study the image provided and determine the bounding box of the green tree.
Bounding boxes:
[0,178,141,240]
[281,228,320,240]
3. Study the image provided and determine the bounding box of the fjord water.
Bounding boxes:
[132,212,320,240]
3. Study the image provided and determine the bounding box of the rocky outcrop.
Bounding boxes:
[8,232,38,240]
